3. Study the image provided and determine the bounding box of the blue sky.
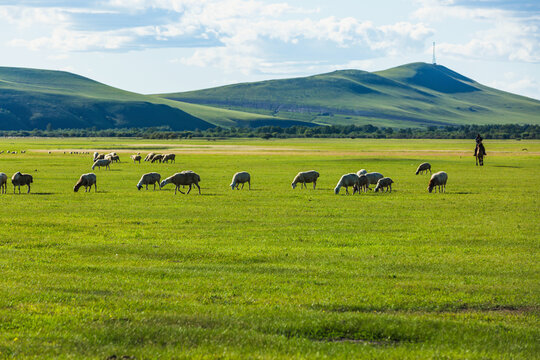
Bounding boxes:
[1,0,539,99]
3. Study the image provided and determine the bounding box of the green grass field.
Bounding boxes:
[0,138,538,359]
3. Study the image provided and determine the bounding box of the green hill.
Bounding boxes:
[158,62,540,128]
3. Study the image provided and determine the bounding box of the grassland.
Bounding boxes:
[0,138,538,359]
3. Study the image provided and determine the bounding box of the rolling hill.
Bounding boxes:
[1,63,539,130]
[158,62,540,128]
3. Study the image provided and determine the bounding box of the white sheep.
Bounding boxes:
[291,170,319,189]
[230,171,251,190]
[162,154,176,163]
[364,172,384,190]
[160,171,201,194]
[0,172,7,194]
[374,177,394,192]
[131,154,142,163]
[353,174,370,194]
[415,162,431,175]
[11,171,33,194]
[144,152,155,162]
[334,173,360,195]
[151,154,164,163]
[137,172,161,190]
[92,158,111,170]
[357,169,367,176]
[74,173,97,192]
[428,171,448,193]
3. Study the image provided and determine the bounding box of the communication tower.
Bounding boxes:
[432,42,436,65]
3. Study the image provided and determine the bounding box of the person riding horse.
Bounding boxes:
[474,133,486,157]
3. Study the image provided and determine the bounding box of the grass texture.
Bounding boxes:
[0,138,538,359]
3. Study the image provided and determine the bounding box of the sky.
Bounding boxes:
[0,0,539,99]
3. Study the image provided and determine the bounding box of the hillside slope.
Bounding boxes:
[159,63,540,128]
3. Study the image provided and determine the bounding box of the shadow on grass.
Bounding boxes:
[493,165,522,168]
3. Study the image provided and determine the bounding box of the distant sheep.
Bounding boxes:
[137,172,161,190]
[11,171,33,194]
[0,172,7,194]
[162,154,176,163]
[74,173,97,192]
[374,177,394,192]
[160,171,201,194]
[334,173,360,195]
[230,171,251,190]
[291,170,319,189]
[428,171,448,193]
[415,162,431,175]
[92,158,111,170]
[353,174,370,194]
[131,154,142,163]
[144,152,155,162]
[151,154,164,163]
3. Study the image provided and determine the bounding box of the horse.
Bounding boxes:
[475,142,486,166]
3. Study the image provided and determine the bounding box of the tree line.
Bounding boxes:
[1,124,538,139]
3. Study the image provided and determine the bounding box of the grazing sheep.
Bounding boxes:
[162,153,176,163]
[137,172,161,190]
[151,154,164,163]
[291,170,319,189]
[91,158,111,170]
[94,153,105,161]
[374,177,394,192]
[160,171,201,194]
[415,162,431,175]
[334,173,360,195]
[144,152,156,162]
[111,154,120,162]
[11,171,33,194]
[353,174,370,194]
[428,171,448,193]
[230,171,251,190]
[131,154,142,163]
[357,169,367,176]
[74,173,97,192]
[0,172,7,194]
[363,172,384,190]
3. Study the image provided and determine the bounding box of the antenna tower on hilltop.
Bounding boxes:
[432,42,436,65]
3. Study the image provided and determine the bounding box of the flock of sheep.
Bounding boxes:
[0,151,448,195]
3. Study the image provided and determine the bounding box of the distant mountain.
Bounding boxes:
[158,62,540,128]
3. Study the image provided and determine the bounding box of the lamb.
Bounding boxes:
[291,170,319,189]
[353,174,370,194]
[230,171,251,190]
[0,172,7,194]
[144,152,155,162]
[91,158,111,170]
[334,173,360,195]
[162,154,176,163]
[151,154,164,163]
[131,154,142,163]
[74,173,97,192]
[11,171,33,194]
[415,162,431,175]
[428,171,448,193]
[357,169,367,176]
[374,177,394,192]
[137,172,161,190]
[160,171,201,194]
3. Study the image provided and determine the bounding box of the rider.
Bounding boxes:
[474,133,486,156]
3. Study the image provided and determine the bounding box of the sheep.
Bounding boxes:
[137,172,161,190]
[160,171,201,194]
[131,154,142,163]
[230,171,251,190]
[151,154,164,163]
[0,172,7,194]
[374,177,394,192]
[357,169,367,176]
[291,170,319,189]
[162,153,176,163]
[415,162,431,175]
[334,173,360,195]
[93,153,105,161]
[428,171,448,193]
[363,172,384,190]
[144,152,156,162]
[353,174,370,194]
[11,171,33,194]
[74,173,97,192]
[91,158,111,170]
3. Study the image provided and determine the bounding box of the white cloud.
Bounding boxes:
[487,72,540,99]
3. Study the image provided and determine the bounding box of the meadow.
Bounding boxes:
[0,138,538,359]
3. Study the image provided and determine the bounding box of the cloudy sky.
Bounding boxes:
[1,0,539,99]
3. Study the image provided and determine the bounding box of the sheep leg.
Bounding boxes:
[241,183,244,190]
[195,183,201,194]
[313,181,316,190]
[187,184,192,194]
[27,184,30,194]
[176,186,185,194]
[248,181,251,190]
